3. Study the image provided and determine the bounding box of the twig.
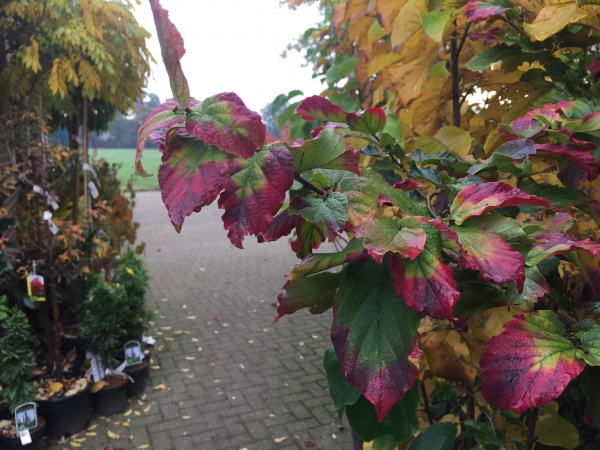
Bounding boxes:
[335,231,349,245]
[500,15,525,35]
[294,173,328,200]
[527,407,539,450]
[392,158,439,218]
[421,380,434,425]
[455,22,472,64]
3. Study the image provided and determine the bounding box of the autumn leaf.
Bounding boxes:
[149,0,190,108]
[218,143,294,248]
[535,144,599,181]
[526,233,600,266]
[186,92,266,159]
[331,258,422,422]
[524,3,587,42]
[275,270,344,321]
[416,126,472,158]
[355,212,427,264]
[390,223,460,320]
[258,209,303,243]
[287,129,361,174]
[480,310,585,413]
[450,182,552,225]
[292,245,363,283]
[465,0,513,22]
[296,95,348,123]
[346,108,387,135]
[288,193,348,240]
[422,329,478,387]
[158,128,230,232]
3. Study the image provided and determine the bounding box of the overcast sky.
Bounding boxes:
[134,0,325,113]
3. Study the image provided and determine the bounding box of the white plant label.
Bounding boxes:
[88,181,99,199]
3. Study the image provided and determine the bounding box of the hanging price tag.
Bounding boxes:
[33,186,59,210]
[42,211,59,235]
[87,351,105,382]
[88,181,99,199]
[82,163,100,184]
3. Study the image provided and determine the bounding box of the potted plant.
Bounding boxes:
[80,278,129,416]
[0,308,45,449]
[115,250,152,396]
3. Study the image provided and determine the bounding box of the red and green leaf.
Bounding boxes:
[291,220,327,258]
[465,0,513,22]
[355,212,427,264]
[390,223,460,320]
[290,238,367,279]
[296,95,348,123]
[158,128,230,232]
[149,0,190,109]
[135,98,195,176]
[450,182,552,225]
[288,193,349,240]
[275,270,345,322]
[480,310,585,413]
[346,108,387,135]
[362,169,429,217]
[331,258,422,422]
[186,92,266,159]
[452,223,526,292]
[287,129,361,174]
[258,209,302,243]
[512,266,550,309]
[535,144,600,181]
[527,233,600,266]
[340,176,380,227]
[218,143,294,248]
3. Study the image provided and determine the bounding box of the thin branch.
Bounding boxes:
[392,157,439,219]
[454,22,472,64]
[450,21,461,127]
[335,231,349,245]
[421,380,434,425]
[500,15,525,35]
[527,407,539,450]
[294,173,328,199]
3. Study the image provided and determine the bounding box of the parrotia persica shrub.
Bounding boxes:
[139,0,600,447]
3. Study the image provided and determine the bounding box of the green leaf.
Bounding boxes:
[287,129,361,174]
[466,45,520,71]
[288,192,348,240]
[578,328,600,366]
[326,57,358,86]
[340,175,380,227]
[408,422,456,450]
[323,346,361,418]
[345,387,420,443]
[362,169,429,217]
[276,101,301,130]
[581,366,600,429]
[271,89,303,115]
[275,271,344,321]
[420,9,454,44]
[459,212,526,242]
[290,238,366,279]
[332,258,422,422]
[382,113,404,142]
[416,126,472,157]
[372,435,399,450]
[537,414,579,449]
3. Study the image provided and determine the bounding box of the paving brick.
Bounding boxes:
[46,193,350,450]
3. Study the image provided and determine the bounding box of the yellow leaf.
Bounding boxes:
[126,267,134,275]
[274,436,288,443]
[377,0,409,30]
[537,414,579,449]
[391,0,427,51]
[524,3,588,41]
[90,381,106,394]
[143,404,152,413]
[87,424,97,431]
[86,432,97,436]
[48,382,64,393]
[182,415,191,420]
[137,446,150,449]
[107,430,119,439]
[368,53,402,77]
[71,443,81,448]
[134,411,141,416]
[416,126,472,157]
[469,306,521,344]
[123,409,132,417]
[422,329,478,387]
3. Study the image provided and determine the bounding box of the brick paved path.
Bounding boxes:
[48,191,351,450]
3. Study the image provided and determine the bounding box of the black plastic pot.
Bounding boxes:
[0,401,10,420]
[37,376,91,439]
[352,432,364,450]
[125,361,149,397]
[0,417,45,450]
[92,376,128,416]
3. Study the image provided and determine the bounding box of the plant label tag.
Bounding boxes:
[19,429,32,445]
[26,274,45,302]
[88,181,99,199]
[124,340,143,367]
[15,402,37,440]
[82,163,100,184]
[89,353,105,382]
[142,335,156,345]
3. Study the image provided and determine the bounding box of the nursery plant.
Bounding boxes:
[137,0,600,448]
[0,308,36,412]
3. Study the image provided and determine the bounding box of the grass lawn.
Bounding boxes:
[93,148,161,191]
